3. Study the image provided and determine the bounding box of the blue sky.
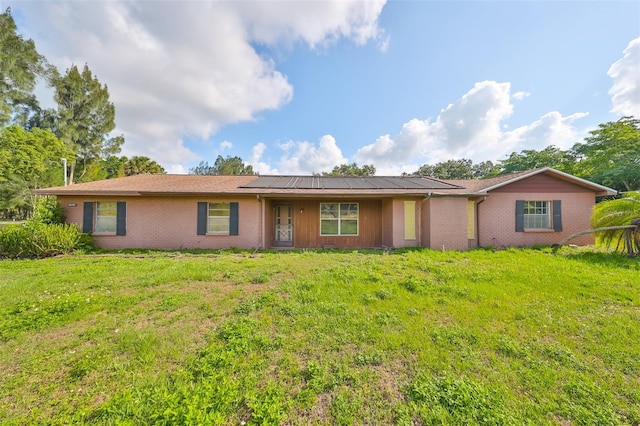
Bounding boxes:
[7,1,640,175]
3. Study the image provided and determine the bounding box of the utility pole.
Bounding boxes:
[61,158,68,186]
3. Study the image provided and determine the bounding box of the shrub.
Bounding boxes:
[31,196,65,225]
[0,196,91,259]
[0,222,91,259]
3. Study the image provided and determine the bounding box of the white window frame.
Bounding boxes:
[208,202,230,234]
[523,200,551,229]
[320,202,359,236]
[95,202,117,234]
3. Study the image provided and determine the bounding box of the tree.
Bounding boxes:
[323,163,376,176]
[590,191,640,256]
[498,145,575,175]
[50,64,124,183]
[0,125,71,217]
[572,117,640,191]
[413,159,474,180]
[0,8,48,127]
[101,155,127,179]
[472,161,500,179]
[189,155,255,175]
[124,156,165,176]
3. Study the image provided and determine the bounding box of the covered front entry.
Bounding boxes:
[273,204,293,247]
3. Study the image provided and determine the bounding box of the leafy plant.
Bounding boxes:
[591,191,640,255]
[0,195,91,258]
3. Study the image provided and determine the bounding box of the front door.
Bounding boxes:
[274,205,293,246]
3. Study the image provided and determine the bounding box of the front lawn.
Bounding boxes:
[1,248,638,424]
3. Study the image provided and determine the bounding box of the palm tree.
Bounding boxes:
[591,192,640,256]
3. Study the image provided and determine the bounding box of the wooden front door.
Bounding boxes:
[274,205,293,246]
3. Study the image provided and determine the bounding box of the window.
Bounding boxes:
[320,203,358,236]
[523,201,550,229]
[197,202,239,236]
[516,200,562,232]
[96,202,117,233]
[83,201,126,235]
[208,202,230,234]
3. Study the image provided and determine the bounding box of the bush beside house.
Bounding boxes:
[0,196,92,259]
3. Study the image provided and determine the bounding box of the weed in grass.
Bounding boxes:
[561,380,624,425]
[374,288,392,300]
[251,273,270,284]
[354,350,384,366]
[246,382,289,425]
[406,374,513,425]
[329,390,362,425]
[495,335,529,359]
[430,325,478,348]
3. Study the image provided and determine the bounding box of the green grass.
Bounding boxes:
[1,247,638,425]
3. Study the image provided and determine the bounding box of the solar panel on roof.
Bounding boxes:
[240,176,462,190]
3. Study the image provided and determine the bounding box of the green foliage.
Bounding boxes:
[190,155,255,175]
[499,145,576,175]
[573,116,640,191]
[407,374,513,424]
[0,126,67,181]
[322,162,376,176]
[591,191,640,255]
[123,156,166,175]
[0,221,91,259]
[0,197,90,258]
[0,8,49,126]
[412,159,500,180]
[50,64,123,183]
[30,195,65,225]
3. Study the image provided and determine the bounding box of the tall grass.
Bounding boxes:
[0,248,638,424]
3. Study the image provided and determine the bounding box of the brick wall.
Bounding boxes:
[478,192,595,248]
[58,195,262,250]
[426,197,469,251]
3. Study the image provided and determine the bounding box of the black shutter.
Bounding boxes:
[553,200,562,232]
[515,200,524,232]
[197,202,208,235]
[116,202,127,236]
[82,202,94,233]
[229,202,239,236]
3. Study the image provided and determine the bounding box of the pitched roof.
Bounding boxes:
[36,174,259,196]
[36,168,616,197]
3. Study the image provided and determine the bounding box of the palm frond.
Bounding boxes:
[591,191,640,252]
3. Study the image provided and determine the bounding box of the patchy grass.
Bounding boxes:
[1,247,639,424]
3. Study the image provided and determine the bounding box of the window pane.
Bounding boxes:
[95,202,117,233]
[321,203,338,218]
[208,217,229,233]
[523,201,550,229]
[341,220,358,235]
[208,202,229,233]
[321,220,338,235]
[95,216,116,233]
[340,203,358,218]
[209,203,229,216]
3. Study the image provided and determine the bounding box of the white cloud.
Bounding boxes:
[235,0,387,50]
[608,37,640,117]
[220,141,233,151]
[277,135,347,174]
[513,91,530,100]
[354,80,588,171]
[13,1,386,169]
[250,142,279,175]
